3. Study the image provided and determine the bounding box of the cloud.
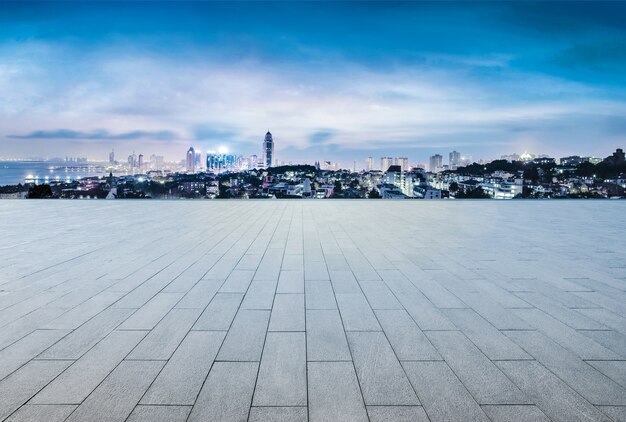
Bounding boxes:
[8,129,178,140]
[1,28,626,161]
[192,126,237,142]
[308,130,336,144]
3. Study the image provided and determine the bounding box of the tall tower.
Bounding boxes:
[263,131,274,168]
[449,150,461,170]
[186,146,196,173]
[381,157,393,172]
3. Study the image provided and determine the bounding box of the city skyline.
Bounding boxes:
[1,2,626,162]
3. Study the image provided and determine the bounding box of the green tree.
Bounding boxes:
[368,188,381,199]
[28,184,53,198]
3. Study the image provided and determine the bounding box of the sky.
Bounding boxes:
[0,1,625,165]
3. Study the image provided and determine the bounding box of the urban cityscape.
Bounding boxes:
[2,2,626,422]
[1,131,624,200]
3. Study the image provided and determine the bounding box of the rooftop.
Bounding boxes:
[1,200,625,422]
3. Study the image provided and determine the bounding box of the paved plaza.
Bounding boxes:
[0,200,625,422]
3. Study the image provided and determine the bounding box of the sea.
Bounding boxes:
[0,161,108,186]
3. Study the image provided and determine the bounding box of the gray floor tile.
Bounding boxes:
[336,293,381,331]
[249,406,308,422]
[65,360,163,422]
[30,330,146,404]
[0,329,70,380]
[306,309,351,361]
[347,331,419,406]
[141,331,225,405]
[497,360,610,422]
[4,404,76,422]
[128,308,201,360]
[426,330,529,404]
[308,361,368,422]
[598,406,626,422]
[269,293,305,331]
[586,360,626,390]
[359,281,402,310]
[253,332,307,406]
[305,280,336,309]
[375,309,441,361]
[0,360,72,421]
[193,293,243,331]
[481,405,550,422]
[38,308,135,359]
[3,201,626,421]
[126,405,191,422]
[276,270,305,293]
[216,309,270,361]
[443,308,531,360]
[188,361,258,422]
[219,270,255,293]
[402,361,489,422]
[505,330,626,405]
[117,292,184,330]
[366,405,429,422]
[512,308,619,360]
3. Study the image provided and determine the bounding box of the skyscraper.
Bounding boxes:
[108,149,115,164]
[449,150,461,170]
[262,131,274,168]
[186,146,196,173]
[138,154,144,170]
[395,157,409,172]
[195,151,203,171]
[381,157,393,172]
[366,157,373,172]
[429,154,443,173]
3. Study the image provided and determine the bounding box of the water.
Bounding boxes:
[0,161,108,186]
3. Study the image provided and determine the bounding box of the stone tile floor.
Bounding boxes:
[0,200,625,422]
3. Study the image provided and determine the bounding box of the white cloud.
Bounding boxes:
[1,41,625,161]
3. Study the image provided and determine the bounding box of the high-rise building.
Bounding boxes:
[108,149,115,164]
[128,152,137,170]
[150,154,164,169]
[381,157,393,172]
[138,154,144,170]
[395,157,409,172]
[195,151,203,171]
[249,155,258,169]
[366,157,373,172]
[429,154,443,173]
[262,131,274,168]
[449,151,461,170]
[186,146,196,173]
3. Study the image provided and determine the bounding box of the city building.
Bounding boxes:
[108,150,115,164]
[604,148,625,165]
[128,153,137,169]
[249,155,258,169]
[380,157,393,172]
[366,157,373,172]
[262,131,274,168]
[206,151,242,173]
[138,154,144,170]
[449,150,461,170]
[186,146,196,173]
[195,151,203,171]
[382,165,412,197]
[395,157,409,172]
[429,154,443,173]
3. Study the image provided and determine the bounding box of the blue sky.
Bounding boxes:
[1,1,625,164]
